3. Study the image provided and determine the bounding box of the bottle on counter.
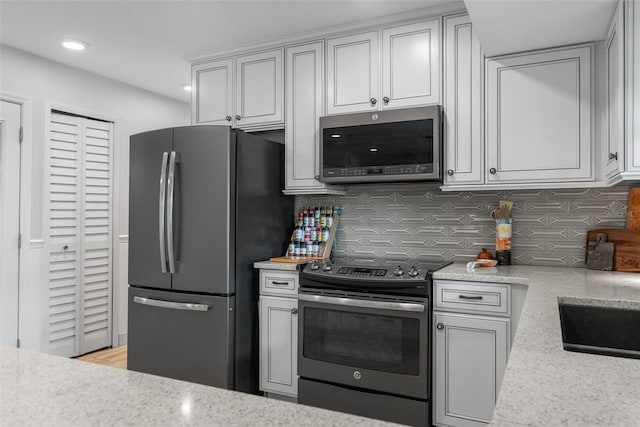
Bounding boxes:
[288,241,295,256]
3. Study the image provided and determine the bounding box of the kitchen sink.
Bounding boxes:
[558,297,640,360]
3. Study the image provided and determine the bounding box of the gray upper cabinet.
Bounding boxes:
[381,20,440,109]
[191,49,284,131]
[442,13,484,186]
[284,41,345,195]
[606,0,640,182]
[191,58,233,126]
[485,44,593,184]
[603,0,624,181]
[326,31,379,115]
[326,19,440,115]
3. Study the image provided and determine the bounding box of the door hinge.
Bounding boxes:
[18,233,22,249]
[19,126,23,143]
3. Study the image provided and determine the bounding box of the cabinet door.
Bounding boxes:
[486,45,593,183]
[443,14,484,185]
[433,312,509,427]
[604,1,625,180]
[191,59,233,125]
[381,19,440,109]
[327,31,379,114]
[235,49,283,128]
[284,42,345,195]
[259,296,298,397]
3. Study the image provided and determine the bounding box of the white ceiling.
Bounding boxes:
[464,0,618,57]
[0,0,619,104]
[0,0,459,103]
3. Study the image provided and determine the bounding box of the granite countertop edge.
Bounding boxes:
[434,263,640,426]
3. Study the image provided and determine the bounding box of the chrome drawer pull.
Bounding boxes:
[271,281,290,286]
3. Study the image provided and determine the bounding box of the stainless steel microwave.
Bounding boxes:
[319,106,442,184]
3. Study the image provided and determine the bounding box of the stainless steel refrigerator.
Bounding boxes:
[127,126,292,393]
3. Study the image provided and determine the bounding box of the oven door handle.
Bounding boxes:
[298,294,425,313]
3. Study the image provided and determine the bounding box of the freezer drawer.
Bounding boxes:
[128,287,234,388]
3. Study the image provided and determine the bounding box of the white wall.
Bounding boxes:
[0,44,190,351]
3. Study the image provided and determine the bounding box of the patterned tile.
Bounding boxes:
[295,183,634,267]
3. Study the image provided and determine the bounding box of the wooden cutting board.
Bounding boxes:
[627,187,640,231]
[586,228,640,272]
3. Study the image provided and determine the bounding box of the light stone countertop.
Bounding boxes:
[253,260,303,271]
[433,264,640,427]
[0,347,395,427]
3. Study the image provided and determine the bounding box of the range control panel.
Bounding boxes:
[336,267,387,277]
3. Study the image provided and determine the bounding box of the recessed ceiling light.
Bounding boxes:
[61,39,88,51]
[181,84,192,92]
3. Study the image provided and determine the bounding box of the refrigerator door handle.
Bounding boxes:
[133,296,209,312]
[167,151,177,274]
[159,152,169,273]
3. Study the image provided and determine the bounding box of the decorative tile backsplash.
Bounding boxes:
[295,183,634,266]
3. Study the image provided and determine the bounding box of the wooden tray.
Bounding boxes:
[270,216,339,263]
[586,228,640,272]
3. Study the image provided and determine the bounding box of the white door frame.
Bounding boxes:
[1,93,33,349]
[44,102,119,355]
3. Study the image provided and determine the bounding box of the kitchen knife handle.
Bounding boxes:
[159,152,169,273]
[167,151,177,274]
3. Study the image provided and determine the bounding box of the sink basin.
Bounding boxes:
[558,297,640,360]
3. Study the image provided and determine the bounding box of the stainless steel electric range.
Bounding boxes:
[297,257,452,426]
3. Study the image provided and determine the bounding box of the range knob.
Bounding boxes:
[408,266,419,278]
[393,265,404,276]
[322,263,333,272]
[309,260,320,271]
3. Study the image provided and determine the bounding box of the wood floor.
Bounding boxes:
[76,345,127,369]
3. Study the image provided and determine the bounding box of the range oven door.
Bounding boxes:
[297,290,429,400]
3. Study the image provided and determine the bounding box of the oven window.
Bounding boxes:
[303,307,420,375]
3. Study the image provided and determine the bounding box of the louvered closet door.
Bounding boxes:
[47,112,113,357]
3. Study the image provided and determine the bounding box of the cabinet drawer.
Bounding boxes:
[260,270,299,297]
[434,280,510,316]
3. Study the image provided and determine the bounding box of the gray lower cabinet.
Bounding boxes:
[258,269,299,399]
[433,280,512,427]
[433,312,509,427]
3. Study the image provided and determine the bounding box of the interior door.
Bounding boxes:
[47,112,114,357]
[0,100,21,347]
[171,126,233,294]
[128,128,172,289]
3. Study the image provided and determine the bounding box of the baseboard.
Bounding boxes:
[117,332,127,347]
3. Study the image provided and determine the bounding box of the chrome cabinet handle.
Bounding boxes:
[447,169,454,176]
[291,308,299,315]
[383,96,390,104]
[133,296,209,312]
[166,151,177,274]
[370,97,377,105]
[436,323,444,330]
[235,114,241,120]
[489,167,497,174]
[609,152,618,161]
[159,152,169,273]
[225,115,232,122]
[459,295,483,300]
